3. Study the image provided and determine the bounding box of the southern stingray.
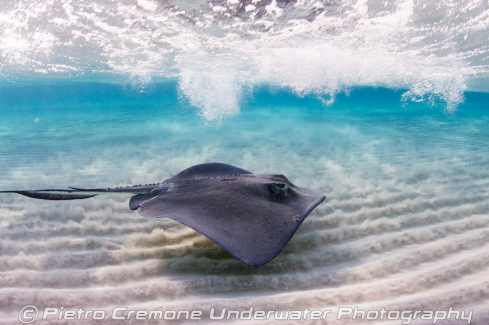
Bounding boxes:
[0,163,325,266]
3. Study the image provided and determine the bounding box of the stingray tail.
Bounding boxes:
[0,190,97,200]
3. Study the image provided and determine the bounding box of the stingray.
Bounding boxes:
[0,163,325,266]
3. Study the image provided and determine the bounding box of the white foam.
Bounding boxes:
[179,68,243,122]
[1,0,488,119]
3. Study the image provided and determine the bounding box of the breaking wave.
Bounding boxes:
[1,0,489,120]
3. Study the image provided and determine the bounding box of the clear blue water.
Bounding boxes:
[2,84,488,181]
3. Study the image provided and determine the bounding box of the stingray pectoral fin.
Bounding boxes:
[137,186,325,266]
[0,190,97,200]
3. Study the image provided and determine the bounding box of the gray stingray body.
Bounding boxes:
[1,163,325,266]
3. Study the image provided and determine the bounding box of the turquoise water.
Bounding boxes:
[3,83,487,172]
[2,0,489,323]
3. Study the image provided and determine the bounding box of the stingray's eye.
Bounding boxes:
[277,183,285,188]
